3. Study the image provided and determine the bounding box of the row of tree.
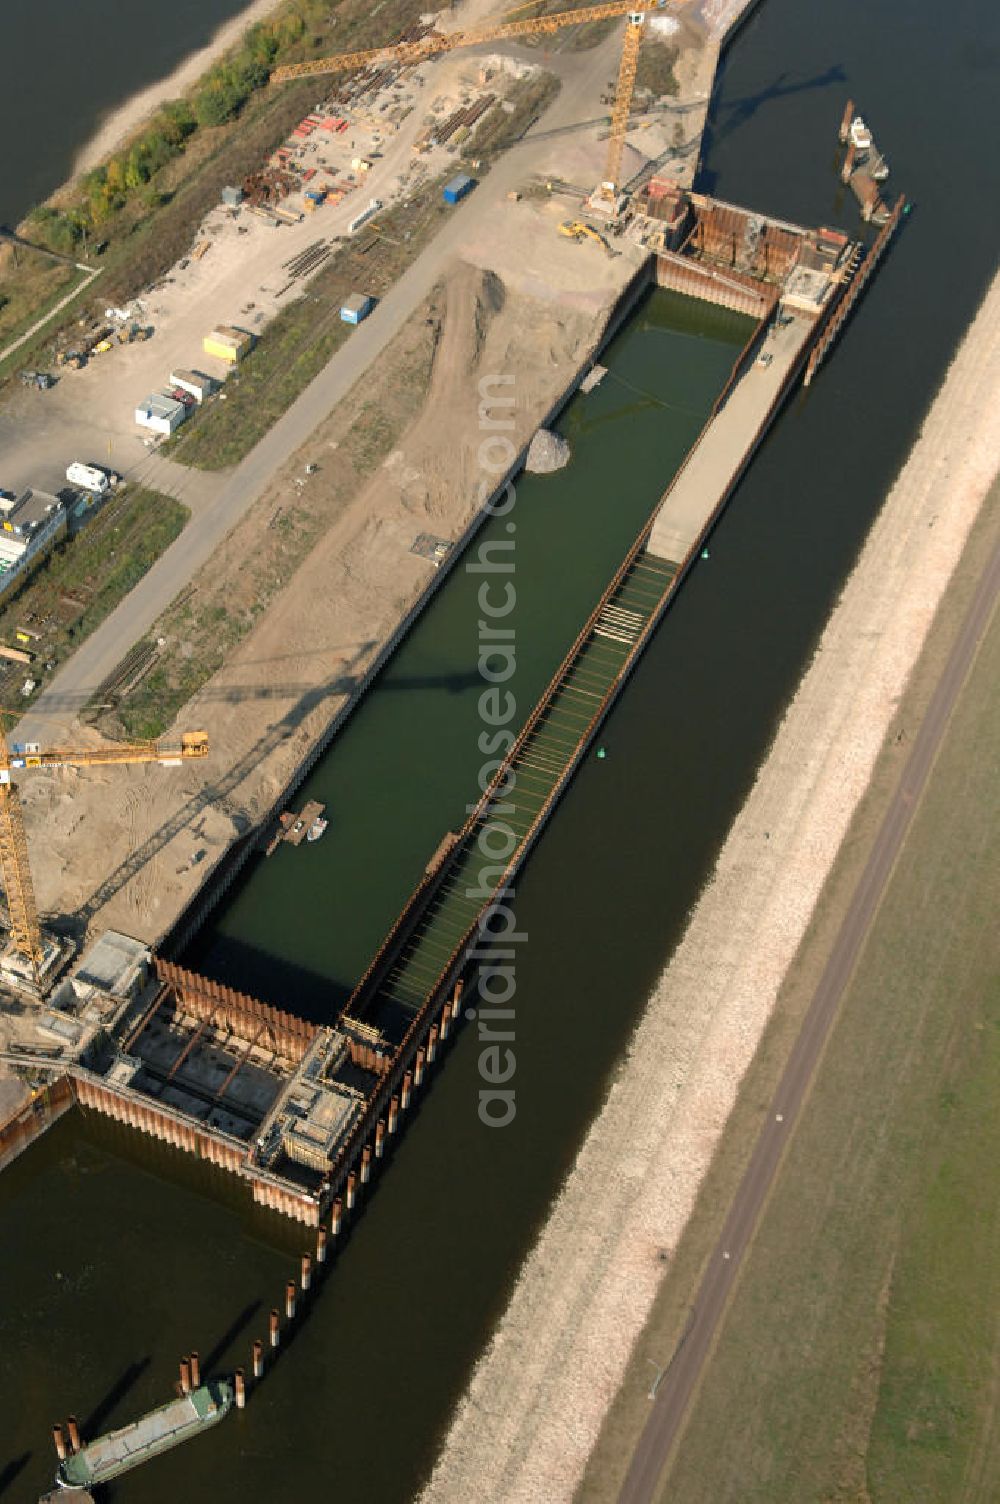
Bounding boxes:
[27,5,322,251]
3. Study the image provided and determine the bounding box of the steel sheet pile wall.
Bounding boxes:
[72,1071,246,1168]
[155,960,317,1064]
[0,1077,74,1171]
[655,251,774,318]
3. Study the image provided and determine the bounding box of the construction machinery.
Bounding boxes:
[271,2,685,200]
[557,218,620,256]
[0,726,208,985]
[19,370,55,391]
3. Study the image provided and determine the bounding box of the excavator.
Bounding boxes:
[271,2,685,202]
[558,219,620,257]
[0,725,208,983]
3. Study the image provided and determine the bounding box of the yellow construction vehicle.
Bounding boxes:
[0,726,208,982]
[558,219,620,256]
[271,2,686,199]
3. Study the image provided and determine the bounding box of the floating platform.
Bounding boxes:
[283,800,326,847]
[847,168,890,224]
[264,801,326,854]
[838,102,891,222]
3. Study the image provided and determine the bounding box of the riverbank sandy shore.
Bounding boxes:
[70,0,286,180]
[418,273,1000,1504]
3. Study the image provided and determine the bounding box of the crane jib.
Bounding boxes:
[268,0,673,82]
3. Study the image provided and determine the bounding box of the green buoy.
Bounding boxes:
[597,747,607,760]
[701,547,710,560]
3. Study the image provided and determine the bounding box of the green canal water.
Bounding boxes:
[185,291,751,1019]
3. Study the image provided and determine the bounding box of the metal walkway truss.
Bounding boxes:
[347,549,679,1030]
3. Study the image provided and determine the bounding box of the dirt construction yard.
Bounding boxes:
[19,213,636,947]
[0,42,539,497]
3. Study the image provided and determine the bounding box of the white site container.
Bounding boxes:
[65,462,110,495]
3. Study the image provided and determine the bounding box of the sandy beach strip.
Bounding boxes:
[70,0,287,181]
[419,274,1000,1504]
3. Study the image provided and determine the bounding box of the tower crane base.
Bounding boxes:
[0,930,72,999]
[585,182,628,220]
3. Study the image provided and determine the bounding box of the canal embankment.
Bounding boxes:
[417,264,1000,1504]
[178,285,752,1016]
[161,257,657,961]
[17,251,650,959]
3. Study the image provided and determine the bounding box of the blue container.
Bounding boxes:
[443,173,476,205]
[341,294,375,325]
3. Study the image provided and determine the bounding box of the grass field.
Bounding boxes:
[578,491,1000,1504]
[0,489,188,711]
[659,598,999,1504]
[0,261,85,376]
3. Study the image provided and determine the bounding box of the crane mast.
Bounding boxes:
[603,13,645,198]
[0,729,208,983]
[0,781,43,975]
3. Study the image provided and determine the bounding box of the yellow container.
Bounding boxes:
[203,336,239,363]
[203,326,252,363]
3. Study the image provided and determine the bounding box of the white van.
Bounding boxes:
[66,462,110,495]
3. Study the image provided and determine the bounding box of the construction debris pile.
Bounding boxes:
[240,167,300,209]
[417,92,496,151]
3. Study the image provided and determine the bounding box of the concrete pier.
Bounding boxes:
[647,312,817,564]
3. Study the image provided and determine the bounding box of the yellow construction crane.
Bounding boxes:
[271,2,683,196]
[0,726,208,982]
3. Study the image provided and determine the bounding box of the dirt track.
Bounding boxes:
[417,272,1000,1504]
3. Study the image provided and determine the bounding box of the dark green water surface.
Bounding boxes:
[186,292,750,1016]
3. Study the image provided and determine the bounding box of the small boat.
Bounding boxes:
[57,1379,234,1489]
[849,116,873,151]
[306,815,329,842]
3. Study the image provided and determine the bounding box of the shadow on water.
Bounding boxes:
[698,55,848,195]
[201,1302,262,1378]
[178,935,353,1024]
[82,1358,151,1439]
[0,1455,30,1499]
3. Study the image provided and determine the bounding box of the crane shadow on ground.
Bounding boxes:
[73,643,381,930]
